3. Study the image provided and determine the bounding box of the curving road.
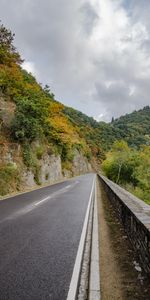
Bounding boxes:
[0,173,95,300]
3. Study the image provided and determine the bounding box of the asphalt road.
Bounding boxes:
[0,173,95,300]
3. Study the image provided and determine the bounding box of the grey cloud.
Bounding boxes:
[0,0,150,121]
[80,2,99,36]
[94,80,133,119]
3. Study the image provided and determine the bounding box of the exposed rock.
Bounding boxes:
[72,150,92,175]
[63,169,72,178]
[0,142,21,164]
[39,154,62,184]
[0,97,16,127]
[21,150,92,188]
[22,170,36,187]
[0,138,93,196]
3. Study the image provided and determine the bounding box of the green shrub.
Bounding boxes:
[45,173,49,180]
[102,141,150,204]
[23,144,35,168]
[0,163,20,195]
[35,146,45,160]
[23,144,41,185]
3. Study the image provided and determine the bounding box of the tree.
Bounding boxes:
[43,84,55,99]
[133,146,150,202]
[102,140,138,184]
[0,22,22,65]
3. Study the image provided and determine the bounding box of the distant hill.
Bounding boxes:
[64,106,150,152]
[111,106,150,148]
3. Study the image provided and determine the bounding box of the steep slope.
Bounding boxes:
[111,106,150,147]
[0,24,93,195]
[64,107,117,154]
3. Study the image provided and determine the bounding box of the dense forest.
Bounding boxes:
[64,105,150,152]
[0,23,150,203]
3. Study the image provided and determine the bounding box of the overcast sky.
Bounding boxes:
[1,0,150,121]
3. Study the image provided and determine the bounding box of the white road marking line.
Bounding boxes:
[34,196,52,206]
[67,175,96,300]
[65,185,72,189]
[34,184,74,207]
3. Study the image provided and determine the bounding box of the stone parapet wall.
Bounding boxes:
[98,174,150,273]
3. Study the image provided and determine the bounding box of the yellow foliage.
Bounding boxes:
[49,115,79,144]
[0,63,23,97]
[48,102,64,115]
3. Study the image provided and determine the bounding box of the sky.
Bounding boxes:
[0,0,150,122]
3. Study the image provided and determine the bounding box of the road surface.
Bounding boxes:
[0,173,95,300]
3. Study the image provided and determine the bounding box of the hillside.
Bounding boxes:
[64,105,150,151]
[112,106,150,148]
[0,24,96,195]
[0,23,149,198]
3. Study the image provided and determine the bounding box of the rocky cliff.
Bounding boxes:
[0,133,92,196]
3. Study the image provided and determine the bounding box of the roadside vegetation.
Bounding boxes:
[102,141,150,204]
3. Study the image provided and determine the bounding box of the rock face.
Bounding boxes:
[22,150,92,188]
[22,170,36,187]
[0,137,92,194]
[0,97,16,128]
[39,154,62,184]
[72,150,92,175]
[21,154,63,188]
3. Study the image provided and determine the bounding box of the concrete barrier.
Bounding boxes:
[98,174,150,274]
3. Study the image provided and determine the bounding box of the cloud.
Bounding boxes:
[0,0,150,121]
[22,61,38,76]
[80,1,99,36]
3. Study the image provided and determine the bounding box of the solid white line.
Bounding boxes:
[89,179,101,300]
[67,175,96,300]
